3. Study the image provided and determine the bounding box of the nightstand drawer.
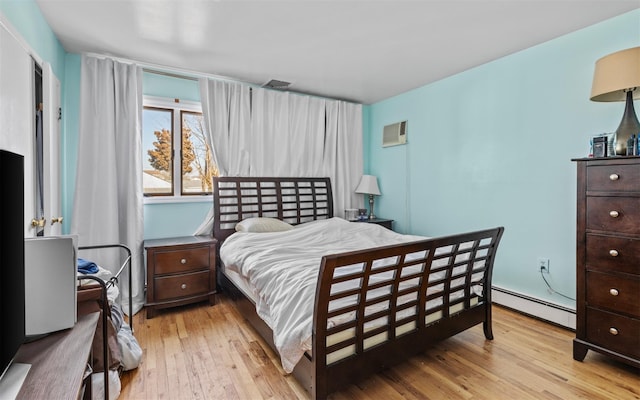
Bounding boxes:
[154,246,212,275]
[154,270,210,301]
[585,307,640,359]
[586,164,640,192]
[586,197,640,235]
[586,271,640,317]
[586,234,640,275]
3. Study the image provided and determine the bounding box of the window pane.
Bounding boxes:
[143,107,173,195]
[181,111,218,195]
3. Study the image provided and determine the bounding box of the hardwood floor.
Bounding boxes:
[120,295,639,399]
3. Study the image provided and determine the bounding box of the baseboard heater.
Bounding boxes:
[492,286,576,330]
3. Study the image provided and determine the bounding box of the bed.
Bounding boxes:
[213,177,504,399]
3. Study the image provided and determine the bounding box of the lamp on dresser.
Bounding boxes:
[590,46,640,155]
[355,175,381,220]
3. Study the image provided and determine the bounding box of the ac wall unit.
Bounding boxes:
[382,121,407,147]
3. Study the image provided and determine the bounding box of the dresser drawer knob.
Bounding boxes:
[609,327,619,336]
[609,173,619,181]
[609,249,619,257]
[609,210,619,218]
[609,288,619,296]
[181,258,187,264]
[181,283,187,290]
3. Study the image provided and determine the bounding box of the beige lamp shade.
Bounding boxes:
[590,46,640,102]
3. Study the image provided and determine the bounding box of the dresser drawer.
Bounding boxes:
[586,234,640,275]
[154,245,212,275]
[586,197,640,235]
[585,307,640,359]
[154,270,210,301]
[586,271,640,317]
[586,163,640,192]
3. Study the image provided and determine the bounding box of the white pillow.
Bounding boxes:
[235,217,294,233]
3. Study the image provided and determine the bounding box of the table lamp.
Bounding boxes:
[355,175,381,219]
[590,46,640,155]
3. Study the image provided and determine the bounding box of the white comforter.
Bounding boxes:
[220,217,425,373]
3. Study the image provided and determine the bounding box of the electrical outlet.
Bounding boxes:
[538,257,550,274]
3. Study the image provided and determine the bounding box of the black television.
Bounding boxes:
[0,150,25,381]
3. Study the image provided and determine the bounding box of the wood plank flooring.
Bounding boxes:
[120,295,639,399]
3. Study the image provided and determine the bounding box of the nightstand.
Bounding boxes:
[144,236,217,318]
[357,218,393,230]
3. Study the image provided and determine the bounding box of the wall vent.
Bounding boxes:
[263,79,291,90]
[382,121,407,147]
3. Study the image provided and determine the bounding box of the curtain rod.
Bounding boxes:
[84,52,359,104]
[143,68,198,82]
[84,52,250,86]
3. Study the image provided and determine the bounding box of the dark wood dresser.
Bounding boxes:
[144,236,217,318]
[573,156,640,368]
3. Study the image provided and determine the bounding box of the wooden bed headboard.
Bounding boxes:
[212,177,334,243]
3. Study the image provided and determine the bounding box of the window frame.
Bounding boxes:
[143,96,212,204]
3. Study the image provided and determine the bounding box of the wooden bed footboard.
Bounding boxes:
[311,226,504,399]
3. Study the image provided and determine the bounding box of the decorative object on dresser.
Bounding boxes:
[144,236,217,318]
[355,175,381,219]
[590,46,640,155]
[356,217,393,230]
[572,156,640,368]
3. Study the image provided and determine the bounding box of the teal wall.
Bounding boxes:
[0,0,65,78]
[364,9,640,308]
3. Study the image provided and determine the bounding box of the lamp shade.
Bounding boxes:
[355,175,381,195]
[590,46,640,102]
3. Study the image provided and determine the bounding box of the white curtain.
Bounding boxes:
[199,79,252,176]
[250,88,327,176]
[324,101,363,218]
[71,55,144,315]
[194,78,363,235]
[193,79,252,235]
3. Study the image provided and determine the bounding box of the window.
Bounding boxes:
[142,97,218,198]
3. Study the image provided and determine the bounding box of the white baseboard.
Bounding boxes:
[492,286,576,330]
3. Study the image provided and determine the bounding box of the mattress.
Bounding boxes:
[220,217,434,371]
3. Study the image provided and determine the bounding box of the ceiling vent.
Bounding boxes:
[262,79,292,90]
[382,121,407,147]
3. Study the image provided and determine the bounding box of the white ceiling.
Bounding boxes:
[36,0,640,104]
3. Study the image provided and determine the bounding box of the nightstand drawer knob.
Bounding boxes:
[609,327,619,336]
[609,210,619,218]
[609,173,619,181]
[181,283,187,290]
[609,288,619,296]
[181,258,187,264]
[609,249,619,257]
